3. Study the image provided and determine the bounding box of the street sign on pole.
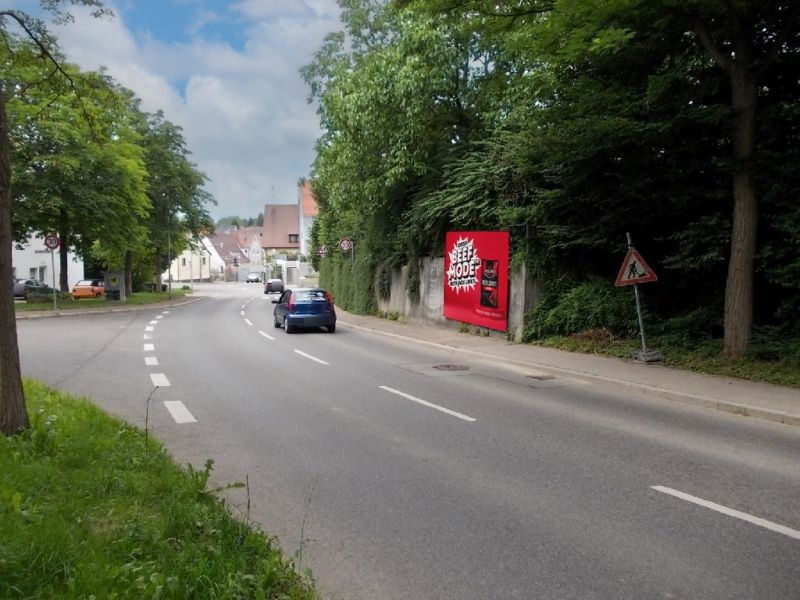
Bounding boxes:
[618,233,661,363]
[44,235,59,309]
[44,234,60,251]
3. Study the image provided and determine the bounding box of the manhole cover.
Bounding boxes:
[433,364,470,372]
[527,374,556,381]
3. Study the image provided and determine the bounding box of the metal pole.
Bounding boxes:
[633,282,647,353]
[167,215,172,299]
[50,249,57,310]
[626,231,648,354]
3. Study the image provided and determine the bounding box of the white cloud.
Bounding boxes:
[52,0,342,219]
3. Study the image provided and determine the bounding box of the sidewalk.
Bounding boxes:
[336,309,800,429]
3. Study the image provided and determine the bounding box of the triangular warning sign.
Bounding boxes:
[615,248,657,286]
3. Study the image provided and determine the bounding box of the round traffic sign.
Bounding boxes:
[44,234,60,251]
[339,238,353,252]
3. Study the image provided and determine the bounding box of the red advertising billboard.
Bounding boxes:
[443,231,509,331]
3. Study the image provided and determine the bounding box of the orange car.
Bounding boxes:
[72,279,104,299]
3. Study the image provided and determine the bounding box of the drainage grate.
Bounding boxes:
[433,364,470,372]
[527,374,556,381]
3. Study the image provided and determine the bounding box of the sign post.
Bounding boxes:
[615,232,661,363]
[44,234,60,309]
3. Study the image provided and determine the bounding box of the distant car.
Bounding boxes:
[272,287,336,333]
[246,273,262,283]
[72,279,104,299]
[13,278,52,300]
[264,278,284,294]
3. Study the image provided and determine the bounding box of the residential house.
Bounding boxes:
[12,234,84,291]
[262,204,300,284]
[297,180,319,257]
[164,236,225,283]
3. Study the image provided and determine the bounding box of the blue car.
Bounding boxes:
[273,287,336,333]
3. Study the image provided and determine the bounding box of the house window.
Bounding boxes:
[202,257,206,265]
[181,258,186,266]
[289,234,299,243]
[29,268,37,278]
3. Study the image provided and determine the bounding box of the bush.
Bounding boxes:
[524,277,639,341]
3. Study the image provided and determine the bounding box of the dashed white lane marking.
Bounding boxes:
[240,310,245,316]
[145,356,159,366]
[164,400,197,424]
[156,315,163,319]
[651,486,800,541]
[145,326,154,331]
[149,320,158,325]
[162,310,170,314]
[143,334,152,340]
[144,343,155,351]
[294,350,329,365]
[379,385,477,422]
[258,330,275,341]
[150,373,170,387]
[244,318,253,326]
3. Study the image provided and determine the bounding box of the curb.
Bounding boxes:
[339,319,800,429]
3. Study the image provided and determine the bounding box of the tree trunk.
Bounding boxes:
[58,207,69,293]
[0,87,29,435]
[125,250,133,296]
[723,65,758,358]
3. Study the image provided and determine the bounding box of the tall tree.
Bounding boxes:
[140,112,214,290]
[0,1,110,436]
[10,62,149,292]
[431,0,798,353]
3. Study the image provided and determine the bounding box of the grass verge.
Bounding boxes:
[14,289,188,312]
[537,329,800,387]
[0,380,317,599]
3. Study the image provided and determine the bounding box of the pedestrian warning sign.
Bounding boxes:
[615,248,657,286]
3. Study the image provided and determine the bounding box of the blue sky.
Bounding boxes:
[19,0,343,220]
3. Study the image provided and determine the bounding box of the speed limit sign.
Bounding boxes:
[44,234,60,251]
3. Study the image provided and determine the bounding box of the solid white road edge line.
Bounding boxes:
[144,343,155,351]
[258,330,275,341]
[651,485,800,541]
[150,373,170,387]
[145,356,158,366]
[163,400,197,424]
[294,349,329,365]
[379,385,477,423]
[245,318,253,326]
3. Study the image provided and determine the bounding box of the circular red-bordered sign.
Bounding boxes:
[339,238,353,252]
[44,234,60,251]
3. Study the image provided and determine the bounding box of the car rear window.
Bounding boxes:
[294,290,328,302]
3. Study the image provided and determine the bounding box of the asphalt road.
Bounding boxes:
[17,283,800,600]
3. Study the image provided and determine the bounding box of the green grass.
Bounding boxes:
[15,289,188,312]
[0,380,318,599]
[537,328,800,387]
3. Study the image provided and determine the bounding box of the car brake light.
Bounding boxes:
[287,292,295,313]
[324,291,334,305]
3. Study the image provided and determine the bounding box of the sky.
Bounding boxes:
[15,0,343,221]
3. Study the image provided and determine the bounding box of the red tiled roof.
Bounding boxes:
[262,204,300,249]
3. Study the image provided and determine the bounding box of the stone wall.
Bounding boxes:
[376,257,539,340]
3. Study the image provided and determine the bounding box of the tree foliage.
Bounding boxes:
[305,0,800,354]
[1,3,214,435]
